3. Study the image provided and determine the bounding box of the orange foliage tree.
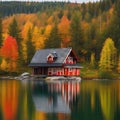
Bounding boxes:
[1,36,18,71]
[58,15,70,47]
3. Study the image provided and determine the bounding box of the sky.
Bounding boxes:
[0,0,100,3]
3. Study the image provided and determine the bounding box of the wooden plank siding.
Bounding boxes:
[47,67,80,76]
[29,48,81,76]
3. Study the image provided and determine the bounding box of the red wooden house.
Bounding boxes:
[29,48,82,76]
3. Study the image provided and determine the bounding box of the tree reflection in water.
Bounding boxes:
[0,79,120,120]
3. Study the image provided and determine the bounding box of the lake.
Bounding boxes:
[0,79,120,120]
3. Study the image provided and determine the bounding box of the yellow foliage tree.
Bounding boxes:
[1,59,8,71]
[22,21,33,40]
[32,26,44,50]
[44,25,52,37]
[47,15,54,24]
[99,38,117,71]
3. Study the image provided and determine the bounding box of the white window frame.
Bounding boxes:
[68,57,73,63]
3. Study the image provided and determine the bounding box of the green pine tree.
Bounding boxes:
[0,15,3,65]
[70,12,84,57]
[84,23,97,61]
[90,52,96,68]
[8,17,22,46]
[26,28,35,64]
[0,15,2,47]
[44,24,61,48]
[117,55,120,73]
[107,0,120,52]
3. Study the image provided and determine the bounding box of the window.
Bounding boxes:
[69,68,72,72]
[47,55,53,62]
[68,57,73,64]
[53,68,56,74]
[48,68,52,75]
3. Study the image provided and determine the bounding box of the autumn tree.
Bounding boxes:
[22,21,33,40]
[44,25,52,37]
[70,12,84,57]
[99,38,117,71]
[32,26,44,50]
[44,24,61,48]
[1,36,18,71]
[58,16,70,47]
[26,28,35,64]
[0,59,8,71]
[8,17,22,66]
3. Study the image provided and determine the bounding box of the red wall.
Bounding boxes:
[48,68,80,76]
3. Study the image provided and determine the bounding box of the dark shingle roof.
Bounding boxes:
[29,48,72,66]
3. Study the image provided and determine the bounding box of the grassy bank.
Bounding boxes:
[0,67,32,77]
[80,63,99,79]
[80,63,120,80]
[0,63,119,80]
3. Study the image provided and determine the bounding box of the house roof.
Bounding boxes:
[33,95,71,113]
[64,64,83,68]
[29,48,75,66]
[29,63,63,67]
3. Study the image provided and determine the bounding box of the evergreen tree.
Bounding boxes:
[90,52,96,68]
[81,3,86,20]
[58,10,63,19]
[99,38,117,71]
[26,28,35,64]
[84,23,97,61]
[8,17,22,65]
[70,12,84,57]
[107,0,120,52]
[117,55,120,73]
[67,10,72,20]
[44,24,61,48]
[0,15,2,65]
[0,15,2,47]
[8,17,21,47]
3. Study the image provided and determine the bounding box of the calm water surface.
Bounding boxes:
[0,79,120,120]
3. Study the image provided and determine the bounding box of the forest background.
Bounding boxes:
[0,0,120,79]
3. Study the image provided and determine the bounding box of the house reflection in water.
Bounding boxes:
[32,81,80,114]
